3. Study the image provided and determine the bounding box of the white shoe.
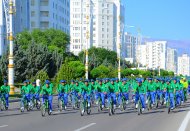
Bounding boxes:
[102,105,104,108]
[49,110,52,113]
[182,101,184,104]
[142,108,145,111]
[146,100,148,104]
[126,100,129,104]
[65,106,67,110]
[88,103,90,107]
[135,104,138,109]
[96,101,98,105]
[164,101,166,104]
[21,107,24,111]
[151,104,153,107]
[114,105,116,109]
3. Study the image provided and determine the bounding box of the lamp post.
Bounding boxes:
[8,0,15,94]
[116,0,121,80]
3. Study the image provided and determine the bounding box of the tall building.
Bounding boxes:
[0,0,70,56]
[138,44,147,66]
[138,41,167,69]
[178,54,190,76]
[123,32,138,59]
[29,0,70,34]
[0,0,6,56]
[166,48,177,73]
[70,0,125,55]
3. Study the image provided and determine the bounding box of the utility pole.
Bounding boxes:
[117,0,121,80]
[3,0,15,94]
[85,1,90,80]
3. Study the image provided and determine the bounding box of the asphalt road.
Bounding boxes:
[0,98,190,131]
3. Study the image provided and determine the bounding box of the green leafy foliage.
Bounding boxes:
[68,61,85,79]
[78,47,117,67]
[15,29,70,53]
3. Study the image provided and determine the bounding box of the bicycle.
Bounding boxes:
[120,94,128,111]
[80,96,91,116]
[58,95,66,112]
[41,98,51,117]
[108,95,115,116]
[147,92,152,111]
[31,96,41,110]
[20,96,31,112]
[0,94,8,111]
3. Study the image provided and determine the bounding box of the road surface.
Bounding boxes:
[0,99,190,131]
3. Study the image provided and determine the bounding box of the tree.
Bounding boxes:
[90,65,110,78]
[121,68,133,77]
[68,61,85,79]
[78,47,117,67]
[55,62,74,84]
[15,29,70,54]
[35,70,49,84]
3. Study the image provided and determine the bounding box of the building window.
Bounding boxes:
[31,11,35,17]
[102,22,104,25]
[40,0,49,6]
[102,28,104,31]
[40,11,49,17]
[40,22,49,28]
[31,21,35,27]
[31,0,35,6]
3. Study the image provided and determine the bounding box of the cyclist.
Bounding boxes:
[119,78,130,106]
[31,82,41,107]
[108,79,119,109]
[20,80,31,110]
[134,79,146,111]
[147,78,156,107]
[82,80,92,107]
[180,77,188,102]
[100,79,110,109]
[0,80,10,109]
[40,80,53,113]
[57,80,69,109]
[167,79,175,110]
[172,78,182,106]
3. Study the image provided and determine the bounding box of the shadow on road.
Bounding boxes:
[0,112,29,118]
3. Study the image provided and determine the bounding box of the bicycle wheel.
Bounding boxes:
[59,99,63,112]
[0,99,4,111]
[87,102,91,115]
[80,101,85,116]
[137,100,141,115]
[147,97,151,111]
[36,100,41,110]
[41,104,46,117]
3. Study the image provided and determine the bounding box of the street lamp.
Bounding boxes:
[2,0,15,94]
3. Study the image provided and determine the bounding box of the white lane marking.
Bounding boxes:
[74,123,96,131]
[0,125,8,128]
[178,111,190,131]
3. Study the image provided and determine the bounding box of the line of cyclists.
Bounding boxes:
[0,77,190,116]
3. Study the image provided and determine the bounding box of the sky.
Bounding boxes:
[122,0,190,41]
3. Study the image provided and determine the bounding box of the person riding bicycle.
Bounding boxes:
[71,80,82,108]
[108,79,120,109]
[57,80,69,109]
[31,82,40,104]
[100,79,110,109]
[94,79,102,105]
[119,78,130,106]
[40,80,53,113]
[173,78,182,106]
[147,78,156,106]
[134,79,146,111]
[20,80,31,110]
[0,79,10,109]
[167,79,175,110]
[180,77,188,102]
[81,80,92,107]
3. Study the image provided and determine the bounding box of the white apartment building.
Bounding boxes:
[70,0,125,55]
[138,44,147,66]
[145,41,167,70]
[166,48,177,73]
[178,54,190,76]
[29,0,70,34]
[123,32,138,59]
[0,0,6,56]
[0,0,70,56]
